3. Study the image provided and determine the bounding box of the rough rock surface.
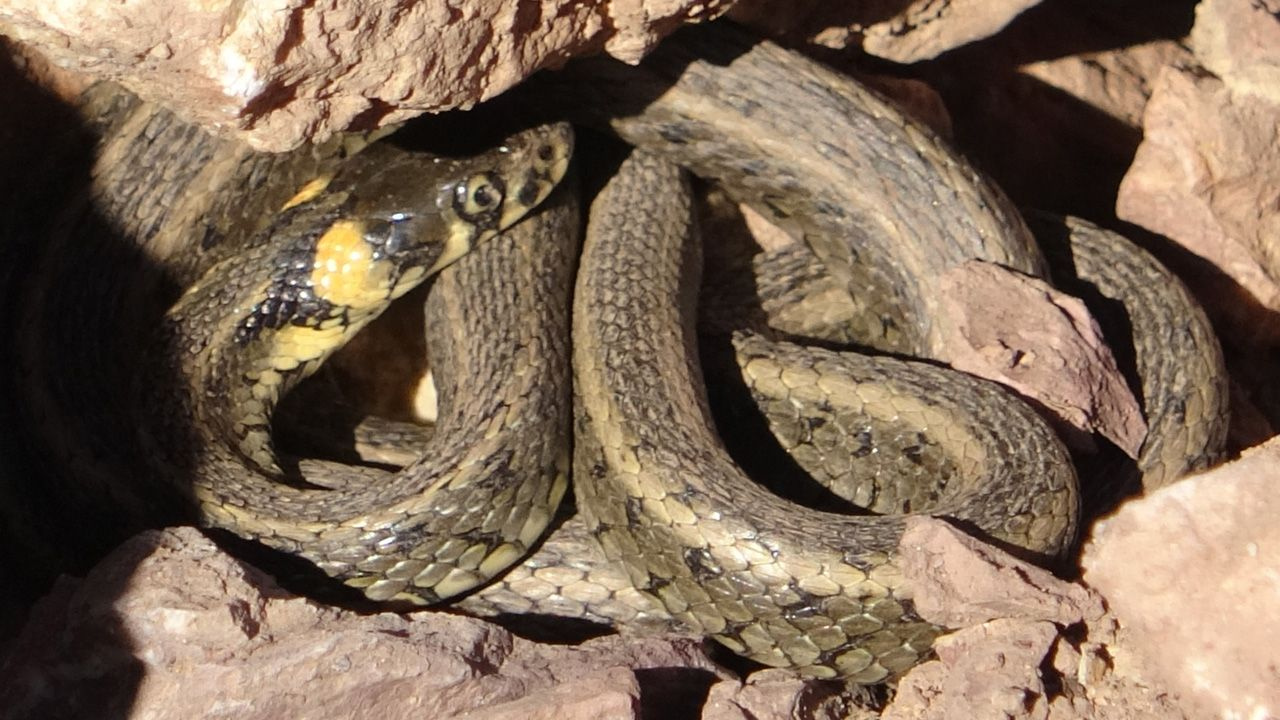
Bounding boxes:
[1020,40,1192,129]
[701,669,874,720]
[1116,68,1280,316]
[1082,437,1280,720]
[5,524,1136,720]
[881,479,1280,720]
[0,0,734,151]
[0,528,727,720]
[0,0,1059,151]
[1190,0,1280,105]
[898,518,1102,631]
[0,516,1188,720]
[937,261,1145,456]
[729,0,1044,63]
[884,619,1063,720]
[1117,1,1280,316]
[1113,0,1280,431]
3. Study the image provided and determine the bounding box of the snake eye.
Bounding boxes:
[454,173,505,221]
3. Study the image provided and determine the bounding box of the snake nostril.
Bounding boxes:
[517,180,541,208]
[537,144,555,163]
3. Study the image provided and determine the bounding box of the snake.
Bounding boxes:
[2,21,1228,684]
[8,83,576,605]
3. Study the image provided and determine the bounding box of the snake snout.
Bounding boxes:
[496,121,574,227]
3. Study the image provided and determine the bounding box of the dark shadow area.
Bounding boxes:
[912,0,1197,223]
[635,667,720,720]
[0,44,93,640]
[933,75,1143,224]
[932,0,1196,68]
[0,46,193,719]
[477,612,617,645]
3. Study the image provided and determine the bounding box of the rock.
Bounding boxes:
[0,0,732,151]
[853,0,1043,63]
[937,260,1145,457]
[0,0,1058,152]
[1116,66,1280,317]
[884,616,1194,720]
[1020,40,1192,129]
[701,669,871,720]
[1042,624,1191,720]
[898,517,1102,630]
[461,675,641,720]
[884,619,1061,720]
[1191,0,1280,104]
[729,0,1045,63]
[1081,437,1280,720]
[1115,3,1280,429]
[0,527,728,720]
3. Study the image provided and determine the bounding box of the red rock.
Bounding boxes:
[937,260,1145,457]
[701,669,867,720]
[0,528,726,719]
[1191,0,1280,104]
[899,517,1102,630]
[462,674,641,720]
[1117,67,1280,316]
[885,619,1060,720]
[730,0,1045,63]
[1082,437,1280,720]
[0,0,733,151]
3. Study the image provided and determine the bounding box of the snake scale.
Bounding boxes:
[2,22,1228,683]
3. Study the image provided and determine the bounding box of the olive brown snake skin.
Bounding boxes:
[3,22,1229,683]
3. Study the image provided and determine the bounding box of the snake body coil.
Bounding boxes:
[469,23,1227,681]
[12,85,575,603]
[5,22,1229,684]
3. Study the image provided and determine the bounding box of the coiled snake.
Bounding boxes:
[5,22,1228,683]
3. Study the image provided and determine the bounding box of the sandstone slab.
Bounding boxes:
[1117,67,1280,316]
[0,527,728,720]
[730,0,1045,63]
[938,260,1145,457]
[0,0,732,151]
[1082,437,1280,720]
[899,517,1102,630]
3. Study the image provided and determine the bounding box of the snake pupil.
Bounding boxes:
[454,173,506,222]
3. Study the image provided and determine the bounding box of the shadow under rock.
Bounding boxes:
[0,51,185,719]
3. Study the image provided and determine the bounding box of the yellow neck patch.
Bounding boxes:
[310,219,392,309]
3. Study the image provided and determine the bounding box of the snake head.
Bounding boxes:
[156,119,574,480]
[316,121,574,301]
